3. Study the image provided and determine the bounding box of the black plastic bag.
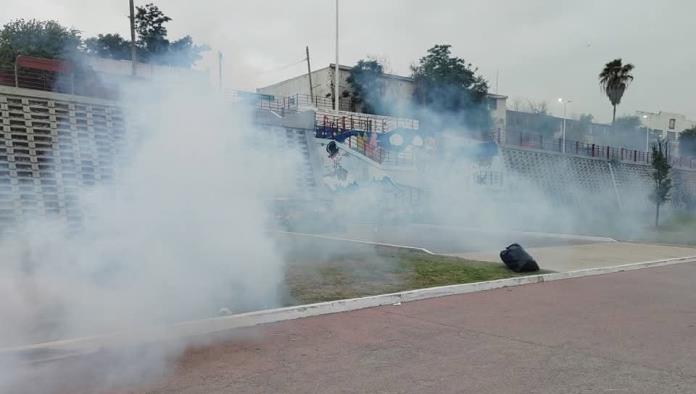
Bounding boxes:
[500,243,539,272]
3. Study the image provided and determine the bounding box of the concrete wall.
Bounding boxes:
[258,67,331,99]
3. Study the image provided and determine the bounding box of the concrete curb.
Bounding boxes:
[274,230,437,254]
[4,254,696,362]
[408,223,618,243]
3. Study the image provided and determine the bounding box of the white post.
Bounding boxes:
[643,114,650,152]
[334,0,340,115]
[558,98,572,154]
[562,102,567,154]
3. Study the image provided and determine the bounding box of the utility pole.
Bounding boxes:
[129,0,137,76]
[305,46,314,101]
[334,0,340,114]
[495,69,499,94]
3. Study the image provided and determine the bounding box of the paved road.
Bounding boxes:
[17,261,696,393]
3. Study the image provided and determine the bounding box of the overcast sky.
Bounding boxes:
[2,0,695,123]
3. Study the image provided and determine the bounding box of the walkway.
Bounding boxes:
[128,261,696,393]
[456,241,696,272]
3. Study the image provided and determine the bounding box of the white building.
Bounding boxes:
[257,64,507,132]
[637,110,696,142]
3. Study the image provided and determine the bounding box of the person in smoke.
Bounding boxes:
[326,141,339,158]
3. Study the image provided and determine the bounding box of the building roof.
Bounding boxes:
[258,63,508,99]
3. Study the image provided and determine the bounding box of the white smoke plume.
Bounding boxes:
[0,76,300,391]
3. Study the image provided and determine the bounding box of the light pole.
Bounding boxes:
[558,98,572,153]
[334,0,340,115]
[642,114,650,152]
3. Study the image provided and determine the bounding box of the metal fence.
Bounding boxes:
[315,112,419,134]
[501,130,696,169]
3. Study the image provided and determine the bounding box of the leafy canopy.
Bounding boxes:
[0,19,82,65]
[346,59,385,115]
[599,58,634,107]
[2,4,207,68]
[678,127,696,157]
[83,34,131,60]
[613,115,641,130]
[651,140,672,226]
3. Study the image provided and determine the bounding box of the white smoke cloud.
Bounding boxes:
[0,76,300,391]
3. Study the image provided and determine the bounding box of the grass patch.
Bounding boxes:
[283,246,534,305]
[606,213,696,246]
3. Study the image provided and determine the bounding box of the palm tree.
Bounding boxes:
[599,59,635,126]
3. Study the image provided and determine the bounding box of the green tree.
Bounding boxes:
[567,113,594,141]
[346,59,385,114]
[135,3,171,61]
[133,3,207,67]
[411,44,491,131]
[614,115,641,130]
[678,127,696,157]
[161,35,209,67]
[83,33,131,60]
[526,101,557,136]
[599,59,635,126]
[651,140,672,227]
[0,19,81,65]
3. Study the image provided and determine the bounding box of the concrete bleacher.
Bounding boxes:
[0,85,125,232]
[2,84,696,234]
[502,147,616,205]
[499,144,696,214]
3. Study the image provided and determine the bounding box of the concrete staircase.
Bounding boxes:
[286,128,317,199]
[255,126,319,200]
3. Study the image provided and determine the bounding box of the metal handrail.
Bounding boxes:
[501,130,696,169]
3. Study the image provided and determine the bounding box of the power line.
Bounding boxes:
[258,58,307,75]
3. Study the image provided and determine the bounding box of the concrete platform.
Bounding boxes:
[455,241,696,272]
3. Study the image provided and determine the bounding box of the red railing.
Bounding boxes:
[345,135,414,166]
[500,130,696,169]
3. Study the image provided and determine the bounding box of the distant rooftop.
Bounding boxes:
[260,63,507,99]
